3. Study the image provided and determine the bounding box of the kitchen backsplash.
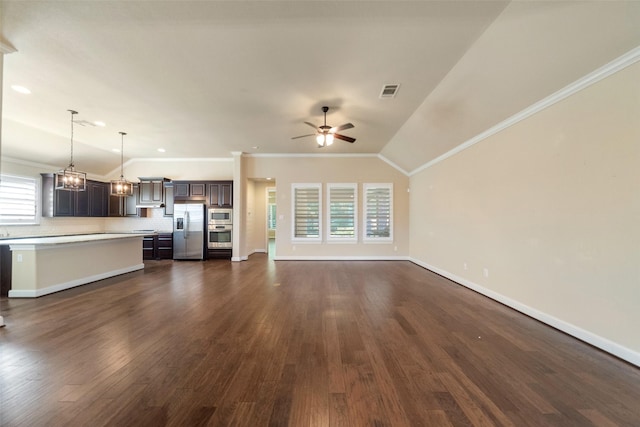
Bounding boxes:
[104,208,173,233]
[1,208,173,239]
[1,217,106,238]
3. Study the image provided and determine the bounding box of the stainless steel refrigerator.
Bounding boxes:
[173,203,205,260]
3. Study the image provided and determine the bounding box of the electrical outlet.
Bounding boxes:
[463,262,468,271]
[17,254,23,262]
[483,267,489,278]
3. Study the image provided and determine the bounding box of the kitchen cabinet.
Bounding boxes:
[142,233,173,260]
[139,180,163,204]
[163,182,174,216]
[89,181,109,217]
[41,174,109,217]
[138,177,170,207]
[190,183,206,198]
[208,181,232,207]
[157,233,173,259]
[172,181,207,201]
[173,180,232,206]
[173,182,189,198]
[142,236,155,260]
[0,245,11,297]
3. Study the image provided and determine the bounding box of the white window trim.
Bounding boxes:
[291,183,322,243]
[362,183,393,243]
[0,173,41,226]
[326,183,357,243]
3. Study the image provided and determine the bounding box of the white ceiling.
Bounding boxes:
[1,1,639,177]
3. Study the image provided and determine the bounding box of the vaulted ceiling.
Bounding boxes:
[1,1,639,177]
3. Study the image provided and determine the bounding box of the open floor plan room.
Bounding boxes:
[1,255,639,426]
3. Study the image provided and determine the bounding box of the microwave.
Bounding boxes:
[208,208,232,224]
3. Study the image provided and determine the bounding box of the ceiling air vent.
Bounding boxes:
[380,84,400,99]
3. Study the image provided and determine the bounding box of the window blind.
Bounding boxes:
[293,185,320,239]
[364,184,392,240]
[0,174,38,225]
[328,185,356,240]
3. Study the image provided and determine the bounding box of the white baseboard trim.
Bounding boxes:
[231,256,248,262]
[409,257,640,368]
[0,315,4,327]
[273,255,411,261]
[8,264,145,298]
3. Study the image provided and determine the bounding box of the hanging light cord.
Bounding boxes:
[119,132,126,179]
[68,110,78,168]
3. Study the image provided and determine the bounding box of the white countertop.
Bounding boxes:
[1,233,151,246]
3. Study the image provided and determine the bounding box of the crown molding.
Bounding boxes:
[245,153,378,159]
[1,156,59,171]
[0,41,17,54]
[103,156,235,179]
[377,154,410,176]
[409,44,640,176]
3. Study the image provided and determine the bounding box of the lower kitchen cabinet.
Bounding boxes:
[207,248,232,259]
[143,233,173,260]
[157,233,173,259]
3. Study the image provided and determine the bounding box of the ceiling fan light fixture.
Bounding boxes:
[55,110,87,192]
[110,132,134,197]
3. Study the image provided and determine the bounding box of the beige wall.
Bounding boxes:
[409,61,640,364]
[244,155,409,259]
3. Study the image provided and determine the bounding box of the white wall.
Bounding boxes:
[409,60,640,366]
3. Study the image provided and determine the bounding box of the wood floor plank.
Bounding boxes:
[1,257,639,426]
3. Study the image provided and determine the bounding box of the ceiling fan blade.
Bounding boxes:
[291,133,316,140]
[331,123,354,133]
[334,133,356,143]
[304,121,318,130]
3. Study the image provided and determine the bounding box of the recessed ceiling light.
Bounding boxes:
[266,177,272,180]
[94,121,106,127]
[252,146,259,150]
[157,148,166,153]
[11,85,31,94]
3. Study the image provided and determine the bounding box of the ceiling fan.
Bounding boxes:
[292,106,355,147]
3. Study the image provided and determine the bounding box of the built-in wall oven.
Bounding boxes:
[208,208,233,249]
[208,224,232,248]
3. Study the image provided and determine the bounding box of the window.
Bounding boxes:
[292,183,321,241]
[267,188,277,230]
[0,174,39,225]
[363,183,392,242]
[327,183,357,241]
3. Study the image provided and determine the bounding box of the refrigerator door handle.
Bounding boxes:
[184,211,189,239]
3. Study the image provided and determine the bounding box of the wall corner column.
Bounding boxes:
[0,33,18,326]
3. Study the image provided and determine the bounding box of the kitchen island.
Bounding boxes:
[4,233,148,298]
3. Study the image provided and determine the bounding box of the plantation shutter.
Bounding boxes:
[364,184,392,239]
[0,174,38,224]
[293,185,320,239]
[328,185,356,240]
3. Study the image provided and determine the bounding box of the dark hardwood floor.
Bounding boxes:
[1,255,639,426]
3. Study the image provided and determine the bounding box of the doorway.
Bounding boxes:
[266,187,276,258]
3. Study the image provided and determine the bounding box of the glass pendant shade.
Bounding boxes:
[316,133,334,147]
[110,131,133,197]
[55,110,87,191]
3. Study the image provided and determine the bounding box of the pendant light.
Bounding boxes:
[110,132,133,197]
[55,110,87,191]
